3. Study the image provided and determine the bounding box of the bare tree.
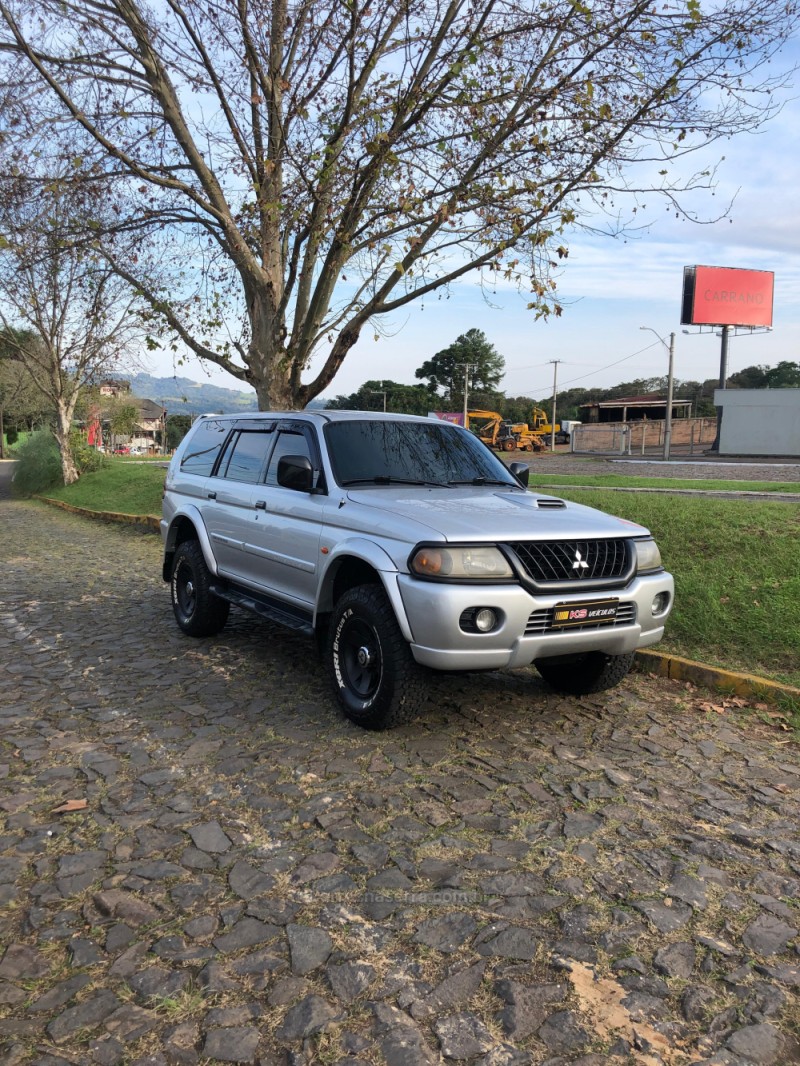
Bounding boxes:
[0,0,794,409]
[0,173,142,483]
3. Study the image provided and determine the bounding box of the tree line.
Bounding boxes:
[325,328,800,422]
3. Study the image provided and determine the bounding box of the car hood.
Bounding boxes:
[343,486,650,542]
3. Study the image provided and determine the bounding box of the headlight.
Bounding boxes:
[634,537,662,573]
[409,545,514,580]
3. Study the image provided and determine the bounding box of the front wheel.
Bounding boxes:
[327,584,426,730]
[534,651,635,696]
[171,541,230,637]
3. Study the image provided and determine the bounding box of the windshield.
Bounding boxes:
[325,419,519,488]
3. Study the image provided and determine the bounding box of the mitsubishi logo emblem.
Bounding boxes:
[572,549,588,576]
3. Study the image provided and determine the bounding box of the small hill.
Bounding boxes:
[129,372,258,415]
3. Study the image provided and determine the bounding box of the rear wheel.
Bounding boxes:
[327,584,426,730]
[535,651,635,695]
[502,438,516,452]
[171,541,229,637]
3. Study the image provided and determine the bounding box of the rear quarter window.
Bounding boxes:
[180,420,230,475]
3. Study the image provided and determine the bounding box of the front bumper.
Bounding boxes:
[396,571,674,671]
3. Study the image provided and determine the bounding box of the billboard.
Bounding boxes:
[429,411,465,425]
[681,265,774,328]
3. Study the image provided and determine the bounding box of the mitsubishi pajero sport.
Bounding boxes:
[162,411,673,729]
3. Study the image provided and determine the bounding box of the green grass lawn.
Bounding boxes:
[41,460,165,516]
[558,489,800,689]
[40,463,800,688]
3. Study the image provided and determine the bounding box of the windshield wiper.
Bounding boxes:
[340,476,448,487]
[448,477,516,487]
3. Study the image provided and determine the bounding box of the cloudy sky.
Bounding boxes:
[154,43,800,405]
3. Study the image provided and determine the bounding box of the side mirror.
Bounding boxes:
[508,461,529,487]
[277,454,314,491]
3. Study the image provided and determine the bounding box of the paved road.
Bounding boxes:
[520,453,800,484]
[1,472,799,1065]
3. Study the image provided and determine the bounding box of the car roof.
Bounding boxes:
[196,410,446,425]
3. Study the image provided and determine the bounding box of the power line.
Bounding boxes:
[512,341,662,394]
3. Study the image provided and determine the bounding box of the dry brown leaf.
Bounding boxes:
[51,798,88,813]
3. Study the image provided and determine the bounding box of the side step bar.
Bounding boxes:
[210,583,314,636]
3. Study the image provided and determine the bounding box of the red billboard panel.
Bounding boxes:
[681,266,774,328]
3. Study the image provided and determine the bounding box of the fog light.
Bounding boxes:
[474,608,497,632]
[651,592,669,616]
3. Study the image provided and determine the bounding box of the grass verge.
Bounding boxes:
[40,460,165,516]
[556,489,800,689]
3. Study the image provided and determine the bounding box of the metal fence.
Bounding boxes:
[571,418,717,457]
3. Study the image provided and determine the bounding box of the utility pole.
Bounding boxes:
[367,386,387,412]
[548,360,561,451]
[456,363,472,428]
[640,327,675,461]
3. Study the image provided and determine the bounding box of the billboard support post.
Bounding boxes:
[710,325,730,453]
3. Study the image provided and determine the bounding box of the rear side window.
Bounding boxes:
[218,430,274,483]
[180,420,230,475]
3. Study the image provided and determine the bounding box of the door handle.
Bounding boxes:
[255,500,266,510]
[207,491,217,499]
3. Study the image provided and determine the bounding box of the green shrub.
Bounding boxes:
[70,430,108,475]
[5,427,18,446]
[11,430,63,494]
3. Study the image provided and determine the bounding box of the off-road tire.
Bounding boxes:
[502,438,516,452]
[327,584,427,730]
[535,650,635,695]
[171,540,230,637]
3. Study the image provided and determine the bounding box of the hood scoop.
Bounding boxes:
[535,497,566,509]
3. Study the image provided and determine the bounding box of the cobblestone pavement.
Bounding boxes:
[2,482,799,1066]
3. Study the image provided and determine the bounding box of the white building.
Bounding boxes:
[714,388,800,457]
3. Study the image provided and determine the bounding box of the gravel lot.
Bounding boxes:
[1,467,799,1066]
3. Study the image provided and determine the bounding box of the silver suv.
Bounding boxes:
[162,411,673,729]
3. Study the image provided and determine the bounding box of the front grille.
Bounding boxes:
[525,602,637,636]
[508,539,630,585]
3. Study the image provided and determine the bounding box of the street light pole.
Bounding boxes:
[367,387,387,412]
[548,359,561,452]
[640,327,675,461]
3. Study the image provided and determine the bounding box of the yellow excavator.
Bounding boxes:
[466,410,546,452]
[529,407,560,436]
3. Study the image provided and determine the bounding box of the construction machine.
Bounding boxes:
[465,410,516,450]
[466,410,546,452]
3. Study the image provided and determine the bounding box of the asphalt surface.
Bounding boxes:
[520,452,800,484]
[1,461,799,1066]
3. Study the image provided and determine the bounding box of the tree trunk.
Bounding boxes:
[54,402,79,485]
[0,404,5,460]
[249,290,296,410]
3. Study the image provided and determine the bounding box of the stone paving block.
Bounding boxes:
[2,482,800,1066]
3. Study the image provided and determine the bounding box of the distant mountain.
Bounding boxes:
[129,372,330,414]
[129,372,258,415]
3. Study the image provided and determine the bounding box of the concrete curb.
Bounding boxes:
[34,495,160,533]
[635,649,800,703]
[31,494,798,704]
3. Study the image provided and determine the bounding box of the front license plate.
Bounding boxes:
[552,599,619,628]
